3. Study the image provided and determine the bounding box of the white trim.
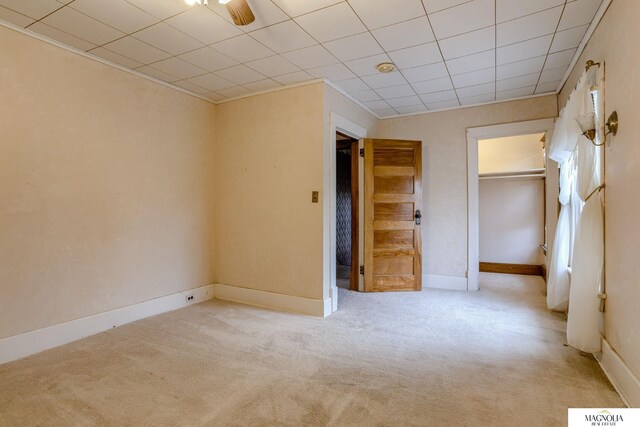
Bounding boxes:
[596,338,640,407]
[423,274,468,291]
[214,283,330,317]
[466,119,556,291]
[216,78,326,104]
[556,0,613,93]
[327,113,368,312]
[0,284,214,365]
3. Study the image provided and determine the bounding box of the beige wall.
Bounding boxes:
[479,179,545,265]
[213,83,325,300]
[0,26,216,339]
[559,0,640,380]
[376,96,557,279]
[478,134,545,175]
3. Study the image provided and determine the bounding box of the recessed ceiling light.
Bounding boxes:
[376,62,396,73]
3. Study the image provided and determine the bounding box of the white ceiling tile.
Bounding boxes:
[217,86,251,98]
[172,80,211,94]
[451,68,495,88]
[251,20,317,53]
[411,76,454,94]
[187,73,236,91]
[496,73,539,91]
[42,7,124,45]
[446,50,495,75]
[544,49,577,70]
[418,89,457,103]
[375,84,416,99]
[386,95,422,108]
[295,3,366,42]
[456,81,494,97]
[422,0,470,14]
[179,47,238,72]
[243,79,283,91]
[363,100,391,109]
[89,47,144,69]
[165,6,241,45]
[245,55,300,77]
[282,45,339,69]
[536,80,561,93]
[307,63,356,81]
[150,57,207,80]
[0,0,62,19]
[496,86,535,99]
[351,89,381,102]
[125,0,190,20]
[394,105,428,114]
[0,6,34,27]
[323,33,383,61]
[70,0,158,33]
[337,77,370,92]
[272,70,314,85]
[459,93,495,105]
[136,65,179,83]
[371,16,435,52]
[496,35,552,65]
[361,71,407,89]
[496,0,564,23]
[204,92,226,102]
[429,0,494,39]
[207,0,289,31]
[133,22,203,55]
[558,0,601,31]
[497,6,563,47]
[349,0,425,29]
[550,24,588,53]
[215,64,266,85]
[388,43,442,69]
[212,34,275,63]
[402,62,449,83]
[539,66,567,83]
[439,27,494,60]
[371,107,397,117]
[270,0,342,18]
[102,36,170,64]
[425,99,460,110]
[496,56,546,79]
[343,54,392,77]
[29,22,96,51]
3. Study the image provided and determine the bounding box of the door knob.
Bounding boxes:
[415,210,422,225]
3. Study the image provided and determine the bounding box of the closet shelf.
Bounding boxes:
[479,169,546,180]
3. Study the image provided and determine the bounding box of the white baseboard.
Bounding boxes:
[596,338,640,407]
[215,283,330,317]
[423,274,468,291]
[0,284,214,365]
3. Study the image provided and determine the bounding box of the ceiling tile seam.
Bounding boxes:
[419,0,460,108]
[280,0,348,19]
[533,0,569,94]
[556,0,612,94]
[495,3,566,25]
[426,0,474,15]
[23,0,72,30]
[344,0,426,113]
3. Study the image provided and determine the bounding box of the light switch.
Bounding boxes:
[312,191,319,203]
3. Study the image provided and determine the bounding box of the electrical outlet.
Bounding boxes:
[186,294,195,303]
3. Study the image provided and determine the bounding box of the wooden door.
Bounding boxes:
[364,139,422,292]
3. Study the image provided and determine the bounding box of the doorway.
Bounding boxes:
[335,132,359,292]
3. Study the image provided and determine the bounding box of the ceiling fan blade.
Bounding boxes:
[225,0,255,26]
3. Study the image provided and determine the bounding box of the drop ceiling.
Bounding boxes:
[0,0,604,117]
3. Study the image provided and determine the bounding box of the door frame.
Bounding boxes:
[328,113,367,313]
[466,118,556,291]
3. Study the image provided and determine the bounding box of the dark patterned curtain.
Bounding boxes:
[336,150,352,266]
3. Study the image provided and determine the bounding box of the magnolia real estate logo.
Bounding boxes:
[568,408,640,427]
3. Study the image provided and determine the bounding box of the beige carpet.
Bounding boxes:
[0,273,623,426]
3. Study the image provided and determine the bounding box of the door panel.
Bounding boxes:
[364,139,422,292]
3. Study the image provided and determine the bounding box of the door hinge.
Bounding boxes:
[359,148,364,157]
[359,265,364,275]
